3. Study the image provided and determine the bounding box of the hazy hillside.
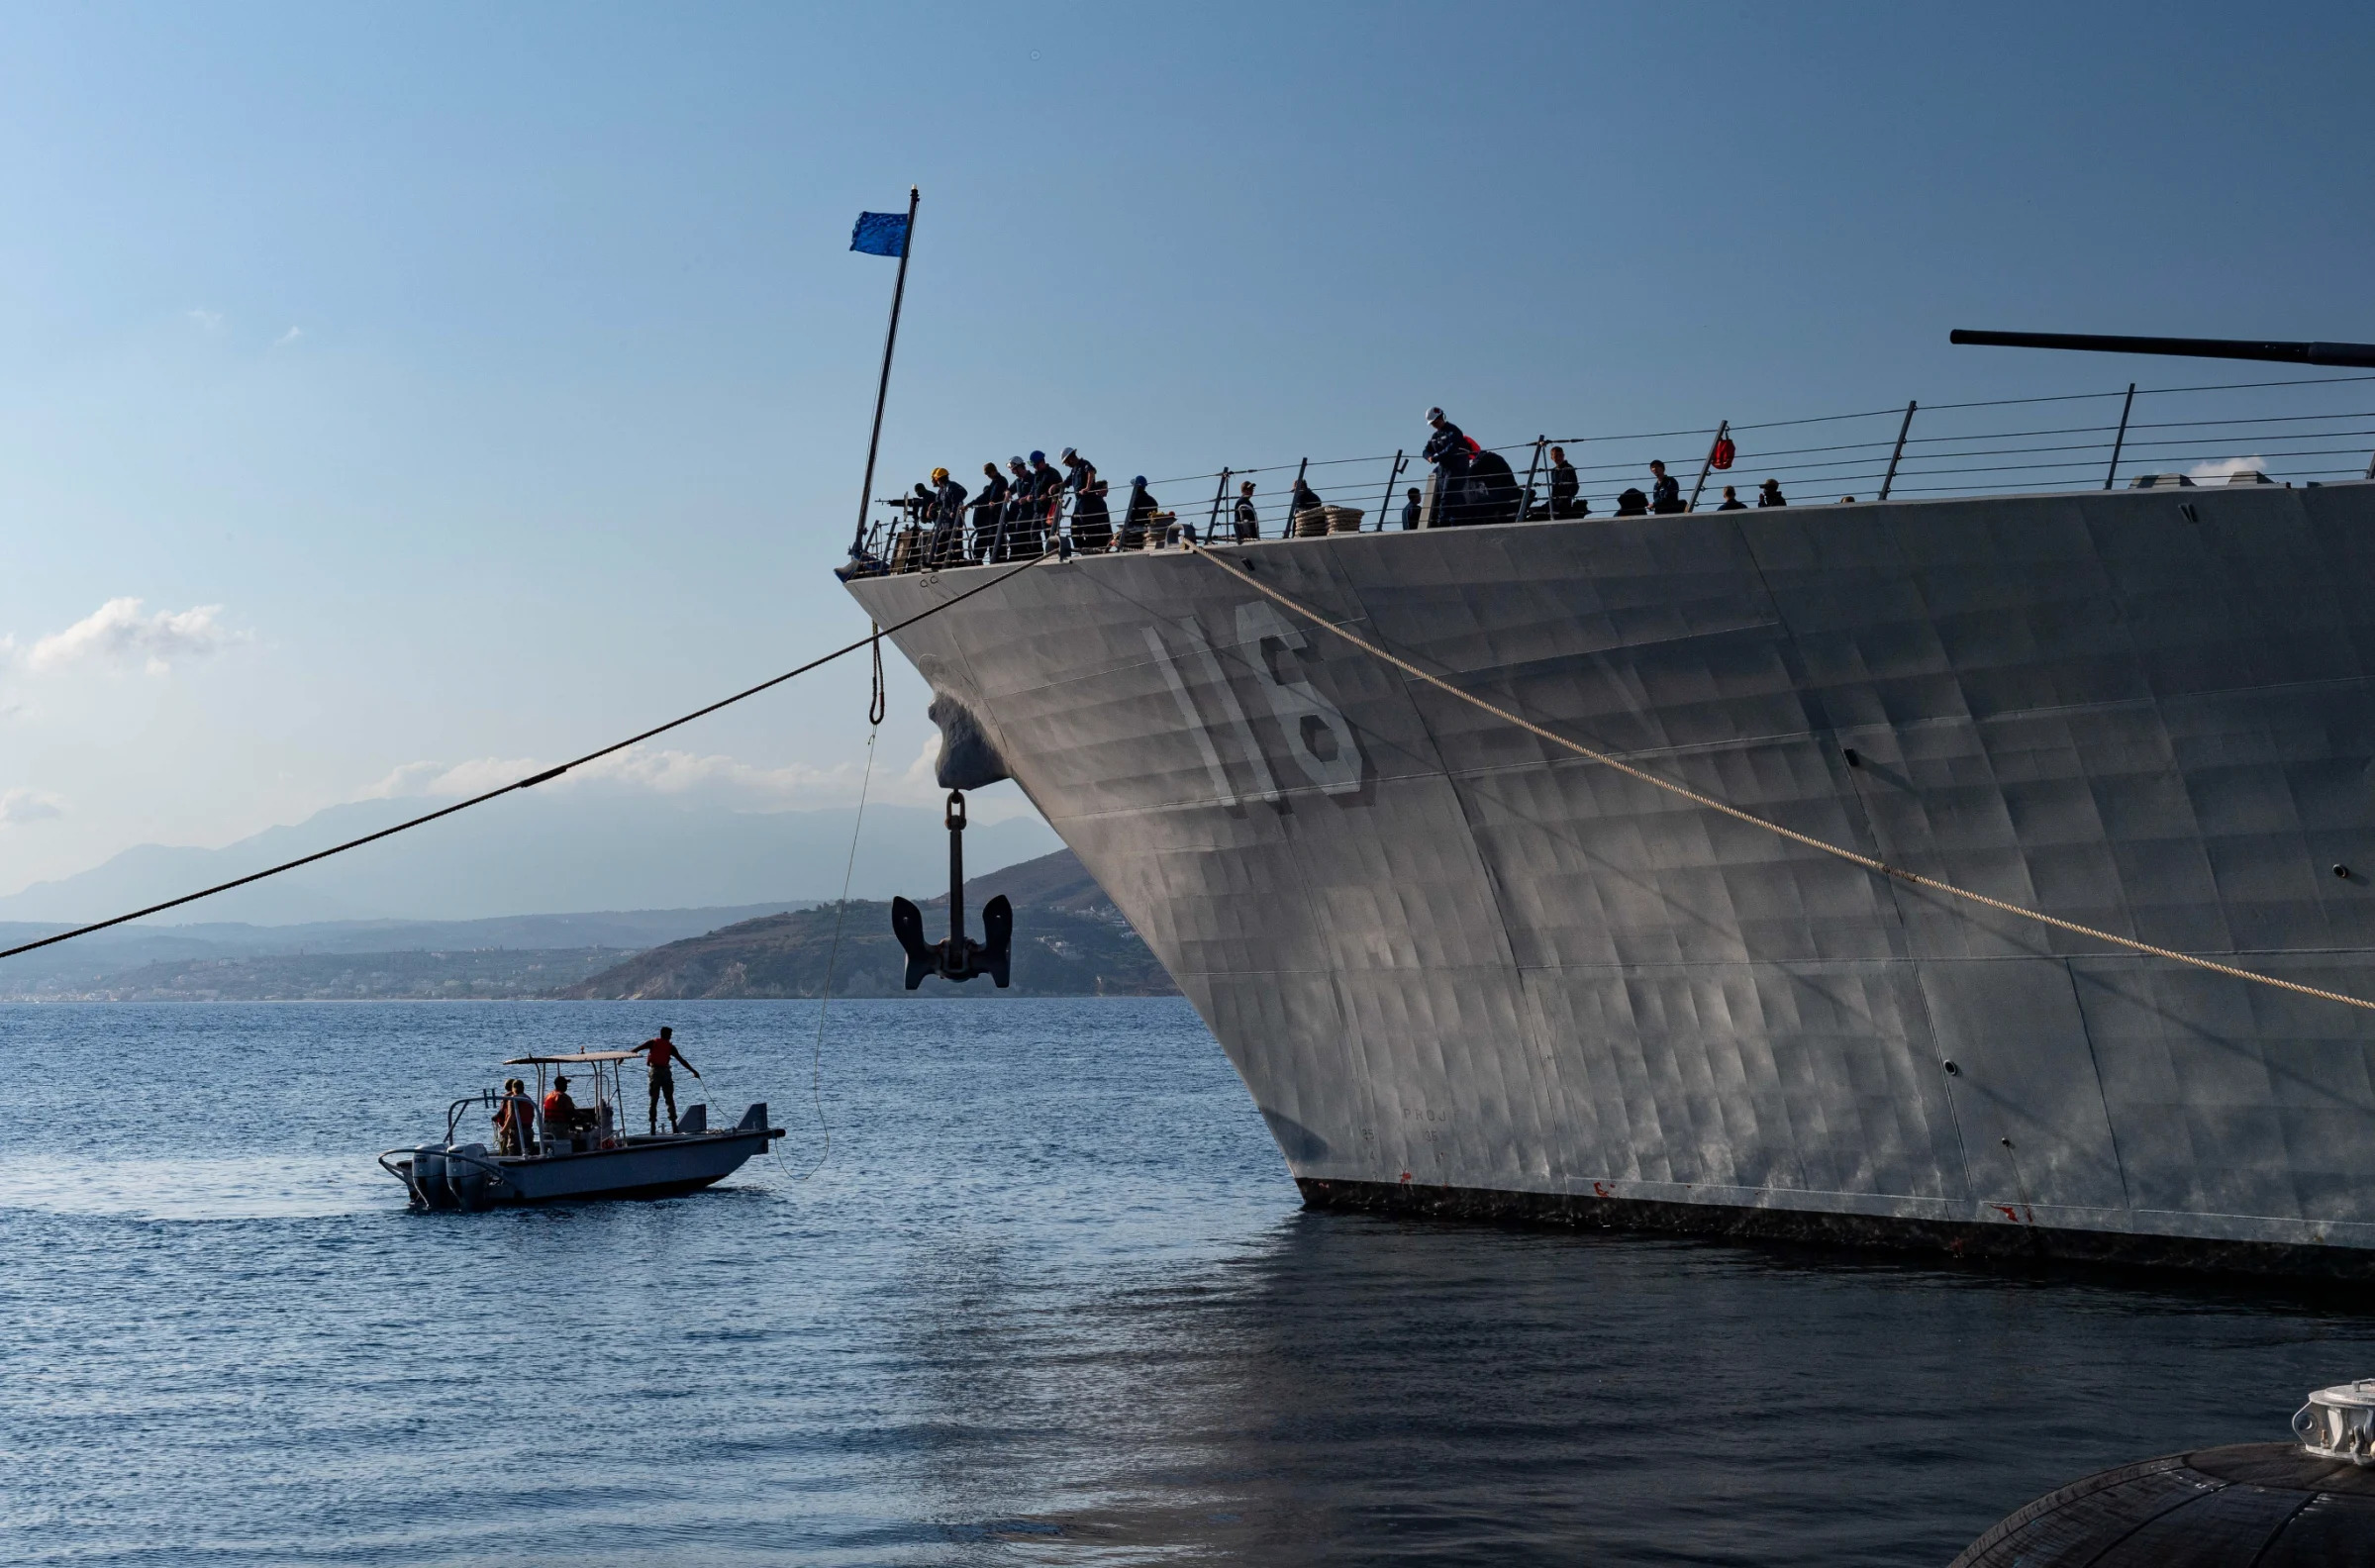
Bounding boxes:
[49,948,632,1003]
[558,848,1176,1000]
[0,797,1060,925]
[0,903,815,999]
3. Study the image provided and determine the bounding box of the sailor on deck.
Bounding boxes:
[633,1026,702,1134]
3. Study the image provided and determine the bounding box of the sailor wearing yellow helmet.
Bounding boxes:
[929,465,968,567]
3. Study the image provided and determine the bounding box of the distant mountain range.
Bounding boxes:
[40,947,636,1003]
[0,845,1171,1003]
[0,902,812,998]
[0,795,1060,926]
[558,848,1176,1000]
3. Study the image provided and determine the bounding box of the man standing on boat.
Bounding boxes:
[632,1027,701,1135]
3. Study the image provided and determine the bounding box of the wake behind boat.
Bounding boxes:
[379,1049,782,1211]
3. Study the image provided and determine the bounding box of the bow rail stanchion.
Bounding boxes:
[889,790,1013,989]
[1688,421,1732,511]
[1374,449,1407,530]
[2104,382,2137,489]
[1877,402,1916,500]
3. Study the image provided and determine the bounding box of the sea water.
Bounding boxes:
[3,998,2370,1566]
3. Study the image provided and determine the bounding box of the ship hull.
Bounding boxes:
[847,482,2375,1275]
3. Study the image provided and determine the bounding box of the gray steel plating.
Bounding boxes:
[846,482,2375,1274]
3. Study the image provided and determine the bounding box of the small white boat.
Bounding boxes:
[378,1050,783,1211]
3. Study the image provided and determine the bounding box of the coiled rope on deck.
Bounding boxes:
[1182,539,2375,1016]
[0,551,1055,963]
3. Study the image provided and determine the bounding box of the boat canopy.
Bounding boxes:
[503,1051,640,1065]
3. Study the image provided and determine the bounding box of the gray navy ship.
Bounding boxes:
[844,332,2375,1278]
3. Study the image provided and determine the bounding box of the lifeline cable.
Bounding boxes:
[784,688,882,1184]
[0,550,1054,963]
[1183,539,2375,1017]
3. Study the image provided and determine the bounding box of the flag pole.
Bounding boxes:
[850,186,920,558]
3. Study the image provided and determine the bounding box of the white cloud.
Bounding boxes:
[0,788,64,829]
[359,744,888,809]
[900,733,940,790]
[27,599,248,676]
[2187,456,2271,484]
[274,326,303,347]
[350,737,1029,827]
[360,757,544,800]
[577,745,854,798]
[186,308,224,332]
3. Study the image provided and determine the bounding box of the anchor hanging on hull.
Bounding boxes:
[890,789,1013,989]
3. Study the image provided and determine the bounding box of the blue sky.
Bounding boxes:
[1,2,2369,899]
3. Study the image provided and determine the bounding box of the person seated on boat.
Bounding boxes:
[1648,460,1686,515]
[1615,487,1649,518]
[633,1026,702,1135]
[544,1075,580,1145]
[493,1077,536,1155]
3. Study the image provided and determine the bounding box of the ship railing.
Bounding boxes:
[843,369,2375,575]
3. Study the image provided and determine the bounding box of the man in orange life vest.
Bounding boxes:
[631,1026,701,1134]
[543,1075,580,1149]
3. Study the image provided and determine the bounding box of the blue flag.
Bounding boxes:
[850,211,910,257]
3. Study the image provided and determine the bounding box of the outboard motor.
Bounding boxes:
[444,1143,495,1212]
[411,1144,452,1210]
[890,790,1013,989]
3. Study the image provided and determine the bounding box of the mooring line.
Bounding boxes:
[784,652,884,1185]
[1183,539,2375,1016]
[0,550,1055,964]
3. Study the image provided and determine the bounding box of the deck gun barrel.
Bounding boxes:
[1951,329,2375,369]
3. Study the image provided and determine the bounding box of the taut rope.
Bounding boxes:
[1184,539,2375,1016]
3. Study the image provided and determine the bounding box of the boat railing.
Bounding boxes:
[444,1091,498,1146]
[844,367,2375,576]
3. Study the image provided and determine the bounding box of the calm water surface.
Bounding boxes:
[4,998,2371,1566]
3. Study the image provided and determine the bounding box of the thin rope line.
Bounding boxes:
[1182,541,2375,1016]
[0,549,1056,963]
[784,718,878,1183]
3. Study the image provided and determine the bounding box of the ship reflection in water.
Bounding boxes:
[5,998,2373,1567]
[895,1214,2375,1564]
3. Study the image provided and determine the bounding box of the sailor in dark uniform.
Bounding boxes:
[971,462,1009,561]
[1120,477,1158,550]
[929,467,968,566]
[1547,446,1582,519]
[1649,460,1685,514]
